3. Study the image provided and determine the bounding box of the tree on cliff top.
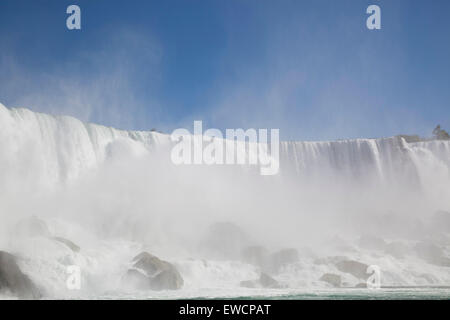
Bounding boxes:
[433,125,450,140]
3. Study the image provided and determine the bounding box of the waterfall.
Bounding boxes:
[1,102,449,191]
[2,102,450,296]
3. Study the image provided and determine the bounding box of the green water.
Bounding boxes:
[93,287,450,300]
[217,289,450,300]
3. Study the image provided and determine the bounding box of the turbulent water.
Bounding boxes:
[1,102,450,299]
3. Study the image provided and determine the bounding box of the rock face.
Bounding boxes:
[267,248,299,273]
[124,252,183,290]
[334,260,369,280]
[259,273,281,288]
[240,273,282,289]
[319,273,341,287]
[415,242,450,267]
[0,251,40,299]
[125,269,152,291]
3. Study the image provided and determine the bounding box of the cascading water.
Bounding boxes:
[1,102,450,299]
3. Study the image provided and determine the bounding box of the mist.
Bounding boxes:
[0,2,450,299]
[1,102,450,298]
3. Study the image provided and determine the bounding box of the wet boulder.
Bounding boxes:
[259,273,282,288]
[240,279,257,288]
[124,269,151,290]
[0,251,40,299]
[319,273,341,288]
[240,273,282,289]
[334,260,369,280]
[124,252,183,290]
[150,267,184,291]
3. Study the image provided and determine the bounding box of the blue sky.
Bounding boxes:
[0,0,449,140]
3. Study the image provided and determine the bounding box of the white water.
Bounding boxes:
[1,102,450,299]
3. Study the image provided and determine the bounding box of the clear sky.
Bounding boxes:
[0,0,449,140]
